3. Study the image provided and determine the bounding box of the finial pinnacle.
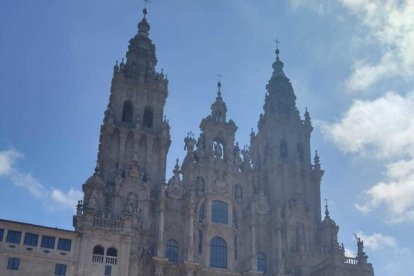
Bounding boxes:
[274,38,281,58]
[217,73,223,98]
[325,198,330,217]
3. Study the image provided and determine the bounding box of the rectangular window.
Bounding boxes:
[6,230,22,244]
[57,238,71,251]
[7,257,20,270]
[41,235,55,249]
[0,228,4,241]
[55,263,67,275]
[104,265,112,275]
[24,233,39,246]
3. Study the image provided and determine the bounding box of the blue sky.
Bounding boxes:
[1,1,413,275]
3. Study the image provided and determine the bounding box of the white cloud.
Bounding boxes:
[0,148,22,176]
[357,231,397,250]
[339,0,414,91]
[0,148,82,211]
[322,91,414,159]
[323,92,414,222]
[344,247,355,257]
[50,188,83,210]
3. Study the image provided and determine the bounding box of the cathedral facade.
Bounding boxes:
[0,8,374,276]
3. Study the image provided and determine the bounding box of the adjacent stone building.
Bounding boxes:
[0,8,375,276]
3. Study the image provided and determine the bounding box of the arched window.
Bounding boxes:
[199,204,205,223]
[198,230,203,254]
[143,106,154,128]
[107,247,117,257]
[210,237,227,269]
[92,245,104,263]
[234,184,243,200]
[93,245,104,255]
[257,252,266,272]
[212,200,228,224]
[196,176,205,197]
[166,239,178,263]
[122,101,133,123]
[280,139,288,159]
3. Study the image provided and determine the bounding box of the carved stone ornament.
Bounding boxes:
[167,175,184,199]
[255,192,270,214]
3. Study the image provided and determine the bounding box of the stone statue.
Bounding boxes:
[126,192,138,213]
[88,191,98,209]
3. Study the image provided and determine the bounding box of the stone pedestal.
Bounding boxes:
[153,257,168,276]
[183,261,199,276]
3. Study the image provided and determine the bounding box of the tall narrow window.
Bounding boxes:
[199,204,205,223]
[122,101,133,123]
[6,230,22,244]
[280,139,288,159]
[24,233,39,246]
[234,235,238,260]
[143,106,154,128]
[233,209,238,228]
[0,228,4,241]
[166,239,178,263]
[7,257,20,270]
[198,230,203,254]
[234,184,243,200]
[55,264,67,276]
[210,237,227,269]
[257,252,266,272]
[212,200,228,224]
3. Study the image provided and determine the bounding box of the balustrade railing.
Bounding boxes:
[106,256,117,265]
[92,254,104,263]
[344,257,358,265]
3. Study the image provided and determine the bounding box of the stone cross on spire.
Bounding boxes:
[274,38,281,59]
[143,0,151,17]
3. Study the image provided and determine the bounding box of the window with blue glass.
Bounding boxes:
[0,228,4,241]
[7,257,20,270]
[210,237,227,269]
[41,235,55,249]
[24,233,39,246]
[104,265,112,275]
[6,230,22,244]
[257,252,266,272]
[57,238,71,251]
[198,204,205,223]
[211,200,228,224]
[166,239,178,263]
[55,263,67,275]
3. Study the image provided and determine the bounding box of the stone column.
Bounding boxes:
[188,190,196,261]
[250,202,257,271]
[157,187,165,258]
